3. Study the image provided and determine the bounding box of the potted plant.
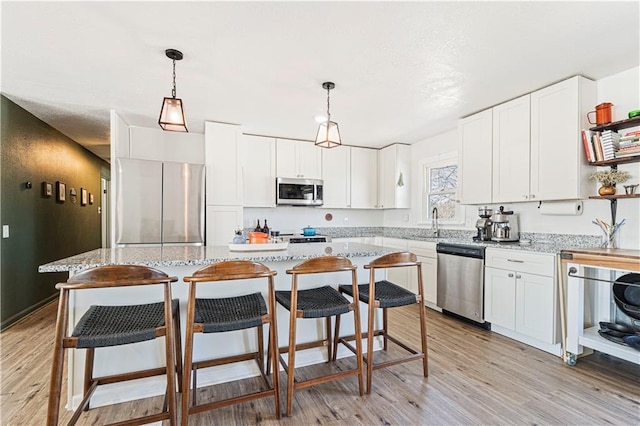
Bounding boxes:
[589,169,631,195]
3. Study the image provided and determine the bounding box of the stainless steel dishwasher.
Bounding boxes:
[436,243,488,328]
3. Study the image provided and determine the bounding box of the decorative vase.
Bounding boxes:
[598,184,616,196]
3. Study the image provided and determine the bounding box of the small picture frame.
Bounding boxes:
[89,193,94,205]
[56,181,66,203]
[42,182,53,197]
[80,188,88,206]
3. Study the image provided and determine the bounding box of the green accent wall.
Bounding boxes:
[0,96,108,329]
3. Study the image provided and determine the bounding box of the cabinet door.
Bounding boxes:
[243,136,276,207]
[350,147,378,209]
[515,272,555,343]
[381,238,409,289]
[205,122,242,205]
[377,146,395,209]
[205,205,243,246]
[492,95,531,203]
[459,109,493,204]
[530,76,595,201]
[411,255,437,304]
[484,267,516,329]
[322,146,350,208]
[275,139,298,178]
[297,142,322,179]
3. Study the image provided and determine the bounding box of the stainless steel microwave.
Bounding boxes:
[276,177,323,206]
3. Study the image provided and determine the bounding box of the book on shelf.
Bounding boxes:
[591,132,604,162]
[581,129,595,162]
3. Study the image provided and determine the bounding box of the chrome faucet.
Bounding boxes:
[432,207,439,237]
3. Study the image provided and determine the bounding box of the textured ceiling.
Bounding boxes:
[2,1,639,162]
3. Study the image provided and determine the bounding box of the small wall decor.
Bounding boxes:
[80,188,88,206]
[56,181,66,202]
[42,182,53,197]
[89,193,94,204]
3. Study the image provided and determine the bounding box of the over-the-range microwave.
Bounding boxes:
[276,177,323,206]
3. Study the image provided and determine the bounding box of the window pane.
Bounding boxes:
[429,165,457,192]
[428,193,456,219]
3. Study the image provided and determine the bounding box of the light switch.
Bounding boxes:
[2,225,9,238]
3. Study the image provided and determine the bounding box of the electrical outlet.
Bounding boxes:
[2,225,9,238]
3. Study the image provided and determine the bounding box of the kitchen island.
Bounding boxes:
[39,242,393,410]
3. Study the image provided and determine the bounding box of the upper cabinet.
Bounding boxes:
[205,121,243,206]
[459,109,493,204]
[350,147,378,209]
[378,144,411,209]
[321,145,351,208]
[530,76,596,201]
[243,135,276,207]
[459,75,596,205]
[276,139,322,179]
[492,94,531,203]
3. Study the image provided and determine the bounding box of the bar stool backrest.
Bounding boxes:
[364,252,419,270]
[286,256,356,275]
[186,260,276,283]
[61,264,178,289]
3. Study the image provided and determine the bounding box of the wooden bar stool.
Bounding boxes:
[47,265,182,426]
[181,260,280,424]
[274,256,364,417]
[335,252,428,394]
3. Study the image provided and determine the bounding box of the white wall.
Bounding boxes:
[245,206,383,235]
[384,67,640,249]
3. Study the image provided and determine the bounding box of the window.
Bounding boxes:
[422,155,463,223]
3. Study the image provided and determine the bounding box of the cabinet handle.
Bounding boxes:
[508,273,514,278]
[507,259,524,263]
[530,194,536,199]
[516,274,522,279]
[523,195,529,199]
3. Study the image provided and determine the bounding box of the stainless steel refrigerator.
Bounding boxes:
[115,158,205,246]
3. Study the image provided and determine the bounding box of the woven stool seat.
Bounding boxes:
[276,285,351,318]
[339,280,417,309]
[72,300,179,348]
[195,292,268,333]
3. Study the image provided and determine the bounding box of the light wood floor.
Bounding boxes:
[1,301,639,425]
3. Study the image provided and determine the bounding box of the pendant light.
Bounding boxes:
[158,48,188,132]
[315,82,341,148]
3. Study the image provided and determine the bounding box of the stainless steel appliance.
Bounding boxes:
[474,206,493,242]
[276,177,323,206]
[491,206,520,242]
[115,158,205,246]
[436,243,488,327]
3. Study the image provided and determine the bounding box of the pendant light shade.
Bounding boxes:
[158,49,188,132]
[315,82,341,148]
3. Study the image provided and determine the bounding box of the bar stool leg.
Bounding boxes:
[383,308,389,350]
[182,286,196,426]
[257,324,265,373]
[325,317,332,362]
[366,288,375,395]
[173,308,183,391]
[417,268,429,377]
[83,349,95,411]
[163,288,177,425]
[285,279,299,417]
[332,314,341,361]
[352,269,365,396]
[47,290,69,426]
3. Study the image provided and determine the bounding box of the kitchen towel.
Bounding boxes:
[539,201,583,216]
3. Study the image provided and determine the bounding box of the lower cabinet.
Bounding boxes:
[484,248,558,347]
[408,241,438,306]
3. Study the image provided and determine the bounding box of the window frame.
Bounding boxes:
[420,153,465,225]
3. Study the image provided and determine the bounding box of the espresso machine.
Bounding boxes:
[473,206,493,241]
[491,206,520,242]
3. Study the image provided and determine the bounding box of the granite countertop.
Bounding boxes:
[38,242,393,273]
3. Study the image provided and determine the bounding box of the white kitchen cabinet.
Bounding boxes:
[459,109,493,204]
[242,135,276,207]
[530,75,596,200]
[377,144,411,209]
[129,126,205,164]
[350,147,378,209]
[484,248,558,351]
[205,205,243,246]
[276,139,322,179]
[380,237,409,288]
[407,241,438,306]
[321,146,351,208]
[492,95,531,203]
[205,122,243,206]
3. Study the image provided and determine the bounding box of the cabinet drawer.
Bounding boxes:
[485,248,554,276]
[407,240,437,258]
